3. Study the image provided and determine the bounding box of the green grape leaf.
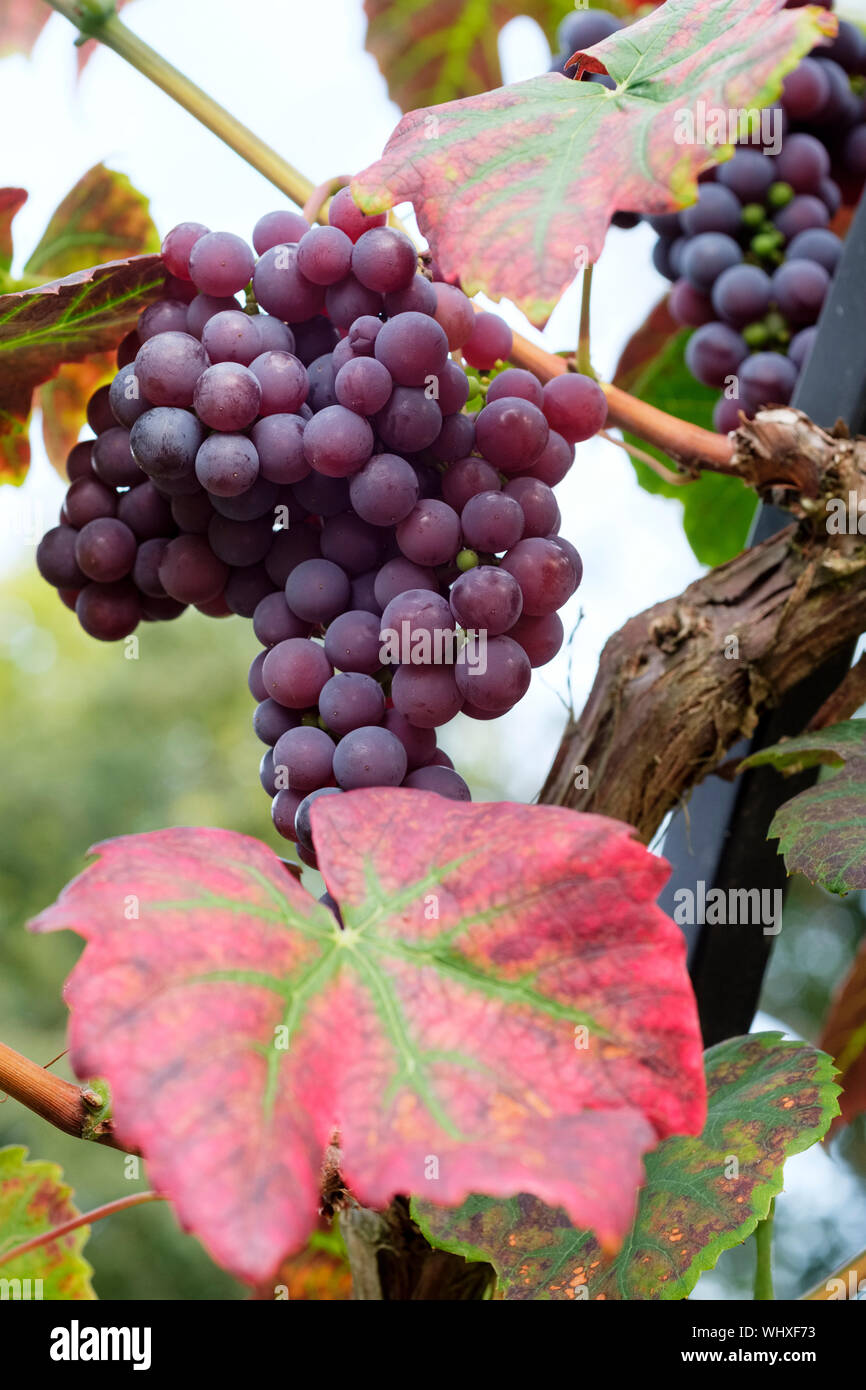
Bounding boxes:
[0,1146,95,1300]
[415,1033,839,1299]
[740,721,866,894]
[353,0,832,323]
[615,321,756,566]
[25,163,159,281]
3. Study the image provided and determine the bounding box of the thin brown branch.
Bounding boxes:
[0,1192,162,1269]
[0,1040,125,1150]
[807,653,866,730]
[597,428,691,486]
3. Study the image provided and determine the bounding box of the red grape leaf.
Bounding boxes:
[820,935,866,1136]
[30,794,705,1285]
[364,0,573,113]
[0,0,134,70]
[0,188,28,275]
[0,254,164,484]
[740,721,866,894]
[353,0,835,323]
[0,1145,95,1299]
[415,1033,839,1299]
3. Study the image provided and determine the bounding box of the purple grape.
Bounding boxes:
[455,633,531,713]
[76,581,140,640]
[253,210,310,255]
[129,407,205,480]
[254,699,301,746]
[248,414,309,486]
[787,228,843,274]
[207,512,274,566]
[318,671,385,735]
[391,665,463,728]
[320,513,382,575]
[403,765,471,801]
[273,725,335,791]
[285,557,351,623]
[193,362,261,431]
[161,220,210,279]
[789,325,818,371]
[432,283,476,349]
[739,352,799,411]
[503,477,559,537]
[293,786,343,851]
[36,526,86,588]
[374,557,438,610]
[158,534,228,604]
[324,609,383,675]
[249,351,308,415]
[781,58,831,121]
[717,150,775,203]
[441,457,500,512]
[201,309,262,365]
[264,526,321,587]
[774,195,830,240]
[324,273,383,328]
[347,315,383,357]
[384,274,437,317]
[449,566,523,636]
[333,725,407,789]
[541,374,607,444]
[292,471,350,517]
[138,300,190,340]
[253,591,310,646]
[486,367,544,409]
[186,294,240,338]
[475,397,549,475]
[253,244,325,322]
[74,518,136,583]
[271,788,305,842]
[462,312,513,370]
[262,637,333,708]
[303,405,374,477]
[430,413,475,464]
[396,500,461,566]
[260,748,278,796]
[375,386,443,453]
[374,312,449,387]
[66,441,95,480]
[772,258,830,324]
[711,264,773,329]
[109,365,151,428]
[116,481,174,539]
[381,709,437,770]
[210,475,279,520]
[380,589,455,658]
[351,226,417,293]
[86,385,115,433]
[249,650,268,701]
[335,357,393,415]
[682,233,743,293]
[350,570,382,616]
[508,611,564,667]
[680,184,743,237]
[225,562,274,618]
[188,231,255,296]
[434,360,471,415]
[328,187,387,242]
[134,331,209,407]
[296,225,353,285]
[195,433,260,496]
[306,353,338,413]
[500,537,578,616]
[684,322,748,389]
[132,537,170,597]
[139,594,186,623]
[460,491,524,552]
[349,452,419,526]
[91,427,143,488]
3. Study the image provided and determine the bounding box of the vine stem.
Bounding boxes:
[0,1191,162,1269]
[802,1245,866,1300]
[43,0,320,216]
[577,265,594,377]
[753,1199,775,1300]
[0,1040,124,1150]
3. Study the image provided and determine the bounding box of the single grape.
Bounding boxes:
[134,331,209,407]
[503,477,559,537]
[380,590,455,661]
[402,765,471,801]
[789,325,818,372]
[430,413,475,464]
[303,404,374,477]
[249,651,268,701]
[253,210,310,255]
[195,433,260,496]
[250,351,308,415]
[526,430,573,487]
[158,534,229,604]
[271,788,305,842]
[109,366,151,429]
[373,557,438,610]
[324,609,383,675]
[462,312,513,370]
[66,441,95,480]
[210,475,279,520]
[349,453,419,525]
[375,387,443,453]
[250,414,309,485]
[739,352,799,412]
[486,367,544,409]
[781,58,831,121]
[254,699,301,746]
[116,481,174,540]
[461,491,524,552]
[381,709,436,770]
[500,537,578,616]
[335,356,393,415]
[455,633,531,713]
[86,385,115,434]
[432,283,476,348]
[262,637,333,708]
[773,195,830,240]
[76,581,140,640]
[188,231,255,296]
[161,221,210,279]
[36,526,86,588]
[556,8,621,53]
[396,500,461,566]
[684,322,748,389]
[508,611,564,667]
[347,315,383,357]
[138,300,189,340]
[350,570,382,616]
[711,264,773,329]
[193,362,261,431]
[374,312,449,387]
[132,537,170,597]
[541,374,607,444]
[775,132,831,194]
[306,353,338,412]
[285,557,351,624]
[433,360,471,415]
[253,244,326,322]
[186,293,241,338]
[787,228,842,275]
[91,427,143,488]
[65,477,117,528]
[296,225,353,285]
[201,309,261,365]
[772,258,830,325]
[333,725,407,788]
[207,513,274,567]
[293,786,344,852]
[252,591,309,646]
[325,273,383,328]
[682,233,743,293]
[260,748,278,796]
[318,672,385,735]
[351,226,417,293]
[441,457,501,511]
[449,566,523,636]
[273,725,335,791]
[475,396,549,473]
[327,186,387,242]
[680,184,743,237]
[139,594,187,622]
[390,665,463,728]
[383,274,436,317]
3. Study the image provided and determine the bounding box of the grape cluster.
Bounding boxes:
[649,1,866,428]
[37,190,604,864]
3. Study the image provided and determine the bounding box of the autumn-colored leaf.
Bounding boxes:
[0,1146,96,1300]
[253,1227,351,1300]
[353,0,834,323]
[821,938,866,1135]
[740,721,866,894]
[614,317,757,565]
[0,0,134,70]
[365,0,572,113]
[0,254,164,484]
[25,163,159,281]
[415,1034,839,1299]
[37,352,115,474]
[0,187,27,274]
[30,794,705,1284]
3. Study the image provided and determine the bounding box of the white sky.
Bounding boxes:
[0,0,730,798]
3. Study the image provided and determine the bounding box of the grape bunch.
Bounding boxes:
[649,0,866,428]
[36,189,605,865]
